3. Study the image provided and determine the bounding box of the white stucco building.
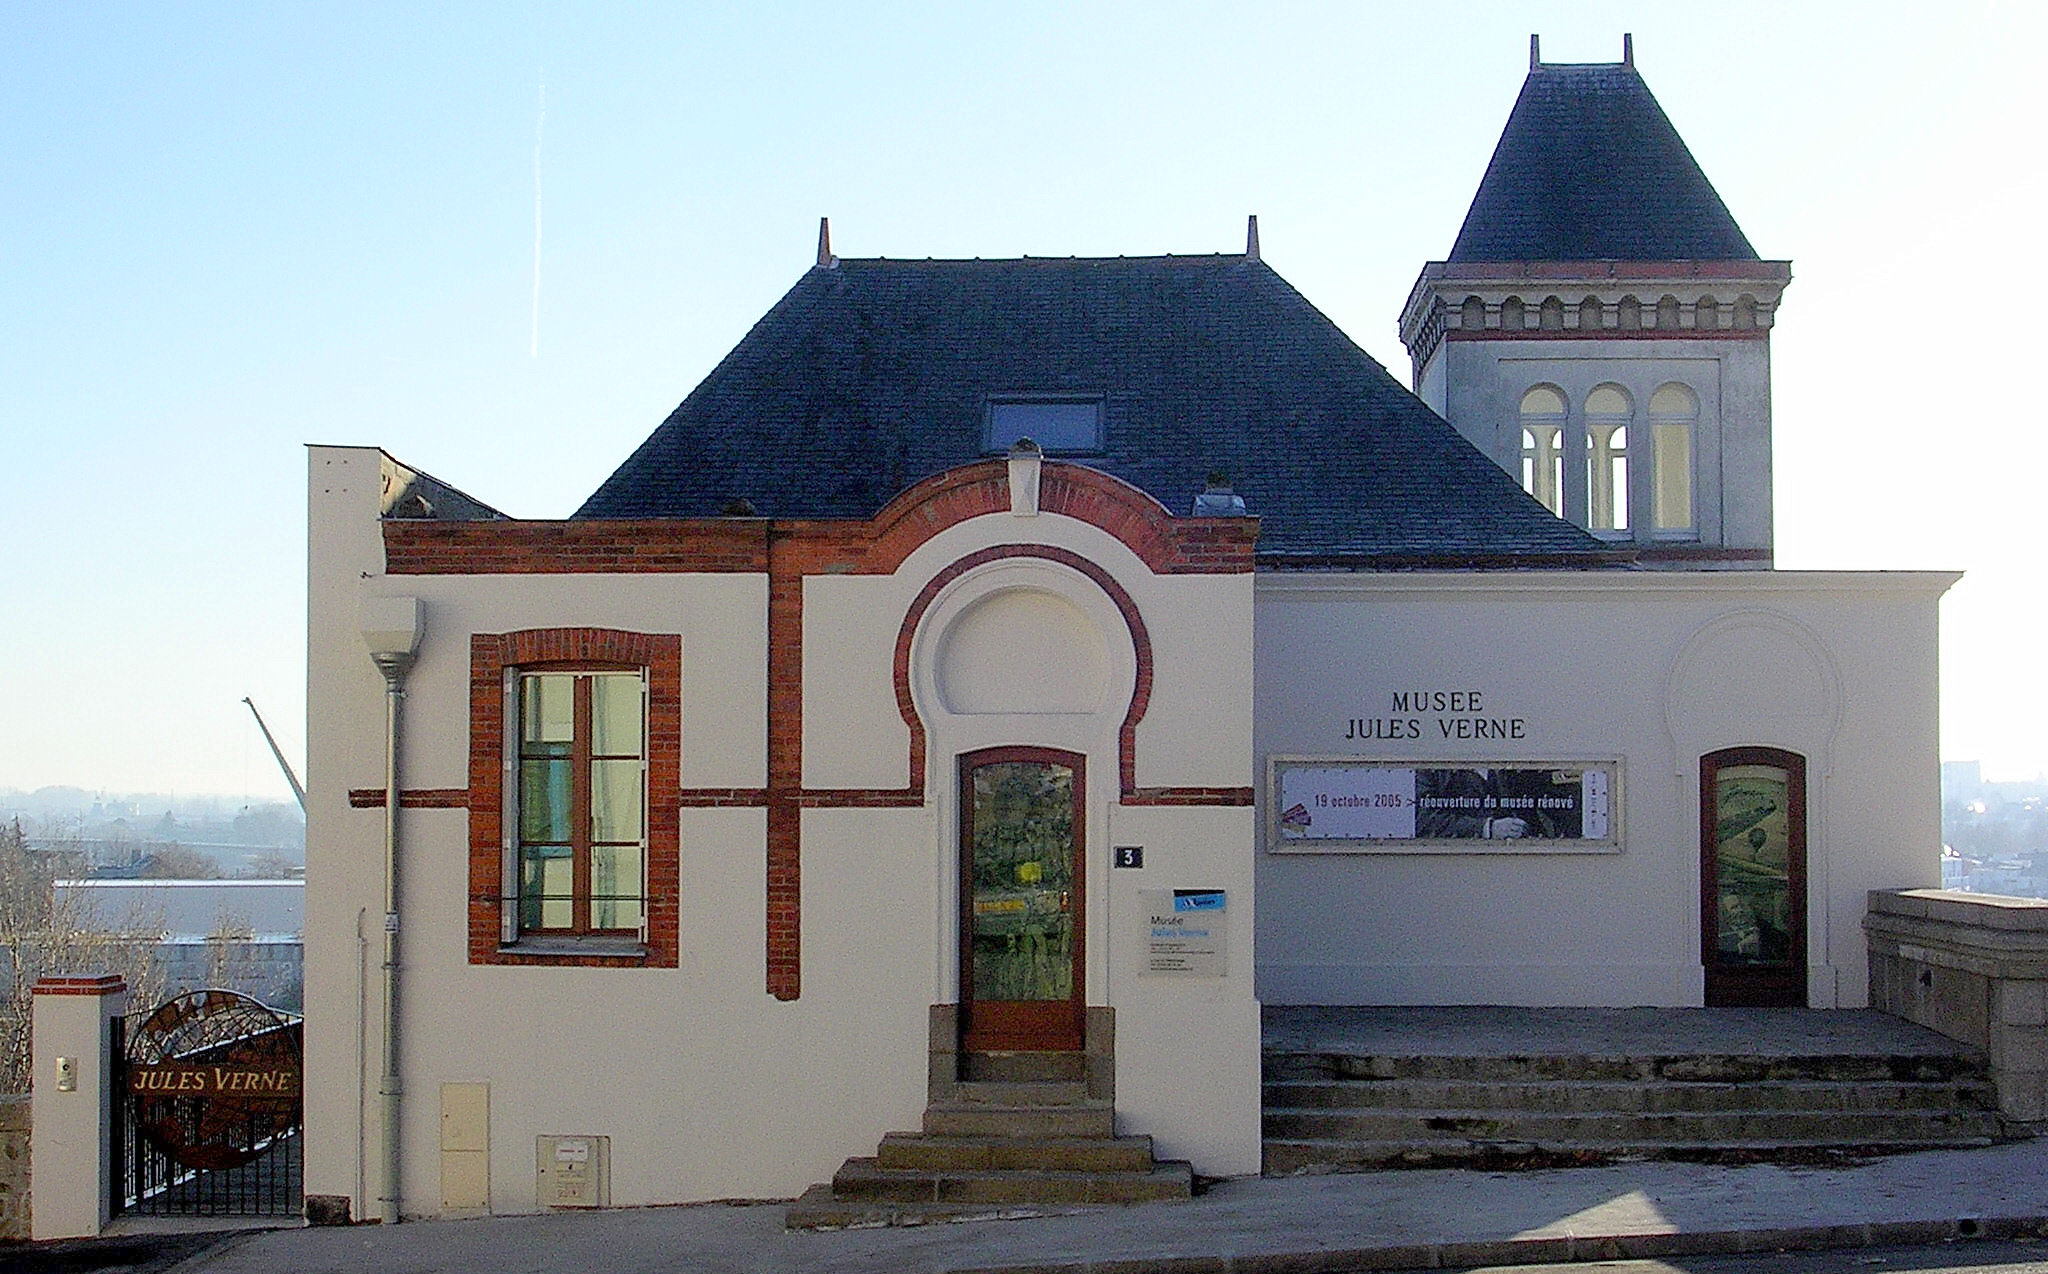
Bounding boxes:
[302,43,1950,1222]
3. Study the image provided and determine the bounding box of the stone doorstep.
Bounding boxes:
[961,1051,1088,1084]
[877,1133,1159,1172]
[924,1102,1116,1139]
[830,1157,1194,1205]
[1263,1077,1999,1112]
[1262,1051,1990,1083]
[1262,1135,1999,1175]
[784,1183,1096,1232]
[945,1079,1092,1105]
[1260,1108,2004,1143]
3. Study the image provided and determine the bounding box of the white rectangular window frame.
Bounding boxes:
[499,667,651,949]
[984,395,1105,454]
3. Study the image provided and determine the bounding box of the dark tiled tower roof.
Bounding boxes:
[575,255,1604,560]
[1448,58,1758,263]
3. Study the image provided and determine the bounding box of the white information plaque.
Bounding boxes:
[1138,889,1228,976]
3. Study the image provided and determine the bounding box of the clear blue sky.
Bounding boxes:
[5,2,2044,798]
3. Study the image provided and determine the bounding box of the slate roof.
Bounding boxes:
[575,255,1606,561]
[1448,61,1758,263]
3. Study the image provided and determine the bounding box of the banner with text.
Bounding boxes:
[1271,760,1619,853]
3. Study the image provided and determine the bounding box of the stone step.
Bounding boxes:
[1262,1105,2003,1145]
[1263,1077,1999,1115]
[829,1157,1193,1205]
[1263,1051,1987,1085]
[785,1183,1090,1231]
[961,1050,1088,1083]
[876,1132,1158,1173]
[946,1079,1091,1106]
[1264,1133,1998,1176]
[924,1099,1116,1139]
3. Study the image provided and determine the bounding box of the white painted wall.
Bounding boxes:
[306,449,1262,1219]
[1431,337,1773,554]
[1253,570,1954,1009]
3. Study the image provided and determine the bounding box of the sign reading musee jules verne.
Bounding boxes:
[1270,759,1620,853]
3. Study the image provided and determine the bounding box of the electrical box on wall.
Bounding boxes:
[536,1135,610,1208]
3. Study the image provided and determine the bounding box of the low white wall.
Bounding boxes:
[1254,570,1953,1009]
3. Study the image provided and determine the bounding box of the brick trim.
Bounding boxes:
[467,629,682,968]
[888,545,1249,809]
[33,975,127,997]
[381,461,1258,579]
[347,787,469,809]
[385,519,768,575]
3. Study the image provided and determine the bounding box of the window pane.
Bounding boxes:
[590,759,644,842]
[1586,385,1630,416]
[590,673,643,756]
[1521,424,1562,516]
[968,761,1075,1003]
[590,844,643,932]
[1586,424,1627,531]
[987,401,1101,452]
[519,760,572,843]
[1520,385,1565,415]
[1714,765,1794,966]
[520,674,574,755]
[520,846,574,931]
[1655,423,1694,529]
[1649,383,1697,417]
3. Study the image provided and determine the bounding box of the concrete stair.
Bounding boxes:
[1264,1048,2004,1174]
[788,1008,1194,1229]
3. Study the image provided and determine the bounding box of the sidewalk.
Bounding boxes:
[160,1139,2048,1274]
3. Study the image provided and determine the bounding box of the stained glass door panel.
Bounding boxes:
[959,749,1085,1052]
[1702,749,1807,1007]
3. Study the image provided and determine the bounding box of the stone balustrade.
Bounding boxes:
[1866,888,2048,1125]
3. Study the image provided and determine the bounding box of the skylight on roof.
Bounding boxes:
[985,397,1103,454]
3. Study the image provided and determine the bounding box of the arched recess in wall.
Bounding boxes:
[907,552,1140,746]
[1664,610,1841,1007]
[903,549,1143,1011]
[1663,609,1842,763]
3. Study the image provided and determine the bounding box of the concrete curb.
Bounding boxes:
[959,1214,2048,1274]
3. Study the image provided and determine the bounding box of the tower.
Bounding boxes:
[1399,36,1790,566]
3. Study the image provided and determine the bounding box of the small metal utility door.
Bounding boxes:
[958,747,1086,1052]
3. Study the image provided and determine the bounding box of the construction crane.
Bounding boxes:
[243,697,308,814]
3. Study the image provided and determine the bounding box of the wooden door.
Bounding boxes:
[959,747,1086,1052]
[1701,747,1807,1007]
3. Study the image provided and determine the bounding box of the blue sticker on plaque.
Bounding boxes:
[1173,890,1225,911]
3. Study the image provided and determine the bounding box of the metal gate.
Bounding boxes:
[115,989,303,1217]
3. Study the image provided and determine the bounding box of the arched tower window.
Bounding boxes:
[1578,296,1603,331]
[1656,295,1682,331]
[1617,296,1642,331]
[1650,382,1698,533]
[1583,385,1631,532]
[1539,296,1564,330]
[1519,385,1566,516]
[1696,296,1721,331]
[1501,296,1526,331]
[1461,295,1486,330]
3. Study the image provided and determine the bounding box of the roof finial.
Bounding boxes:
[1246,214,1261,262]
[1621,33,1633,67]
[1529,34,1541,69]
[816,216,836,270]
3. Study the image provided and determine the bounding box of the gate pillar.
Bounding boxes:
[31,975,127,1240]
